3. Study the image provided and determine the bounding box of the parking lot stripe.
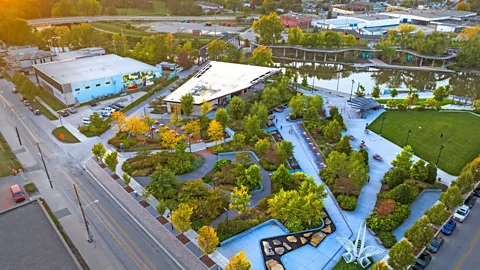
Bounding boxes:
[454,230,480,270]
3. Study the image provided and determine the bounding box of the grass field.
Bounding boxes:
[92,22,153,37]
[52,126,80,143]
[375,98,454,106]
[0,132,22,177]
[369,111,480,175]
[37,91,66,111]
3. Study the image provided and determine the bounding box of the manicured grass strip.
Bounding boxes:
[375,98,454,106]
[37,103,59,120]
[369,111,480,175]
[0,132,22,177]
[37,91,66,111]
[52,126,80,143]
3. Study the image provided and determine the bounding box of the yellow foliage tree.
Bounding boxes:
[226,251,251,270]
[112,111,126,131]
[171,203,193,233]
[144,114,155,127]
[196,226,220,255]
[169,111,183,129]
[201,99,212,116]
[230,185,251,214]
[207,120,224,142]
[182,119,201,138]
[124,115,149,136]
[161,128,183,149]
[456,1,471,11]
[397,23,416,35]
[459,25,480,40]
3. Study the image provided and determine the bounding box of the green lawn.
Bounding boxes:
[92,22,152,37]
[117,1,169,16]
[376,98,454,106]
[37,104,58,120]
[369,111,480,175]
[52,126,80,143]
[37,91,66,111]
[0,132,22,177]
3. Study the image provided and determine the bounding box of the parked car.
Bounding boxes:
[109,104,120,110]
[28,105,35,111]
[33,109,41,115]
[20,96,26,102]
[428,236,444,253]
[82,118,91,125]
[23,100,30,106]
[58,110,69,117]
[453,205,470,222]
[10,184,25,202]
[90,100,97,107]
[114,103,124,108]
[464,196,477,209]
[473,187,480,197]
[103,106,116,113]
[100,110,111,117]
[67,107,77,114]
[12,87,18,93]
[412,252,432,270]
[442,219,456,235]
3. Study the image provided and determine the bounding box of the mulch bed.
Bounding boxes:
[176,233,190,245]
[156,215,169,225]
[99,163,107,169]
[199,255,215,268]
[111,174,120,180]
[139,200,150,208]
[124,186,134,193]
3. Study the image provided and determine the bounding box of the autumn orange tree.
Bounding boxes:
[161,127,184,149]
[124,115,149,136]
[196,226,219,255]
[112,111,126,131]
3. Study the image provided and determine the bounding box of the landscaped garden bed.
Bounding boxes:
[52,126,80,143]
[122,151,203,176]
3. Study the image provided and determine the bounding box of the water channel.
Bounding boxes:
[280,61,480,99]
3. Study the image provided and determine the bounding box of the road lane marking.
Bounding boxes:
[454,230,480,270]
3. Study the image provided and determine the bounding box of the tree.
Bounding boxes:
[207,39,227,61]
[241,164,262,191]
[456,1,471,11]
[372,85,381,99]
[255,138,270,157]
[169,111,183,129]
[304,106,320,129]
[410,159,428,181]
[171,203,193,233]
[277,140,294,165]
[344,34,357,47]
[452,170,475,194]
[225,251,251,270]
[390,184,420,205]
[161,128,183,150]
[433,85,450,102]
[92,142,106,161]
[354,85,367,98]
[385,167,408,190]
[182,120,201,138]
[326,151,349,179]
[440,186,463,210]
[196,226,219,255]
[125,115,149,136]
[122,173,131,185]
[390,89,399,99]
[52,0,78,17]
[104,151,119,173]
[371,261,389,270]
[425,202,450,226]
[271,164,294,193]
[323,119,342,143]
[112,111,126,132]
[250,46,273,66]
[228,96,246,120]
[180,93,195,116]
[388,239,416,270]
[287,27,304,45]
[147,168,178,200]
[252,12,284,45]
[77,0,102,16]
[391,145,414,172]
[208,120,224,142]
[201,99,212,116]
[243,115,262,142]
[215,108,229,129]
[405,216,434,248]
[262,86,281,108]
[250,101,268,124]
[230,185,251,214]
[232,133,246,150]
[376,41,397,64]
[426,163,437,184]
[262,0,275,13]
[306,95,324,112]
[335,135,352,155]
[289,93,304,119]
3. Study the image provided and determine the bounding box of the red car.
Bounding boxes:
[10,184,25,202]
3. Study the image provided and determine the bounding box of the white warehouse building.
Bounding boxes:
[313,14,400,30]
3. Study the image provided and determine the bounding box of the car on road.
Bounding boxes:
[442,219,456,235]
[473,187,480,197]
[114,103,124,108]
[67,107,77,114]
[413,252,432,270]
[23,100,30,106]
[82,118,91,125]
[10,184,25,202]
[454,205,470,222]
[464,195,477,208]
[428,236,444,253]
[58,110,69,117]
[12,88,18,93]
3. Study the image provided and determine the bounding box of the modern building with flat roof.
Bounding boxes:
[313,14,400,30]
[33,54,161,106]
[164,61,281,115]
[0,200,81,269]
[381,9,476,24]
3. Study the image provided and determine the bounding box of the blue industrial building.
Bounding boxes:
[33,54,162,106]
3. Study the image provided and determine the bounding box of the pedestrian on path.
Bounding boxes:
[276,118,278,124]
[281,125,283,130]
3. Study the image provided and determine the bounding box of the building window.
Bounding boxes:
[75,88,80,91]
[105,81,110,85]
[96,84,101,87]
[85,86,90,89]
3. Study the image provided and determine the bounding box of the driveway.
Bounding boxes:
[0,175,30,211]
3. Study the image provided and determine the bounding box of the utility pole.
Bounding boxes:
[10,108,22,145]
[73,184,93,243]
[37,142,53,188]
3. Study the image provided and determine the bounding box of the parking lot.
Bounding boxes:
[138,21,245,35]
[0,175,30,212]
[426,194,480,270]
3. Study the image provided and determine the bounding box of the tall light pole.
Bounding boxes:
[379,116,385,136]
[405,129,412,146]
[436,145,445,166]
[349,79,355,100]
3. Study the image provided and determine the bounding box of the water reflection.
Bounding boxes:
[280,61,480,98]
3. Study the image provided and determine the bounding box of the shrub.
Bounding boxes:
[404,179,429,190]
[337,195,358,211]
[202,175,213,184]
[259,158,279,171]
[415,105,425,111]
[320,167,335,187]
[24,183,37,192]
[377,231,397,248]
[397,104,407,111]
[384,167,408,190]
[214,158,232,172]
[366,202,411,232]
[389,184,420,205]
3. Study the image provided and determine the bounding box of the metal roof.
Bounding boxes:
[33,54,158,85]
[348,97,382,110]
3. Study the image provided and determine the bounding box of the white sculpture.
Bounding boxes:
[336,221,385,268]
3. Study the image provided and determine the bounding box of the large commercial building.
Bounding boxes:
[4,45,56,73]
[380,9,476,25]
[164,61,280,115]
[313,14,400,30]
[280,13,313,28]
[33,54,161,106]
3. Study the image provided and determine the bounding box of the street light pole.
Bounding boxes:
[37,142,53,188]
[405,129,412,146]
[73,184,93,243]
[349,79,355,101]
[379,116,385,136]
[436,145,445,166]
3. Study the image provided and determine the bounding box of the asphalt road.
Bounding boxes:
[27,15,238,26]
[427,198,480,270]
[0,79,183,270]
